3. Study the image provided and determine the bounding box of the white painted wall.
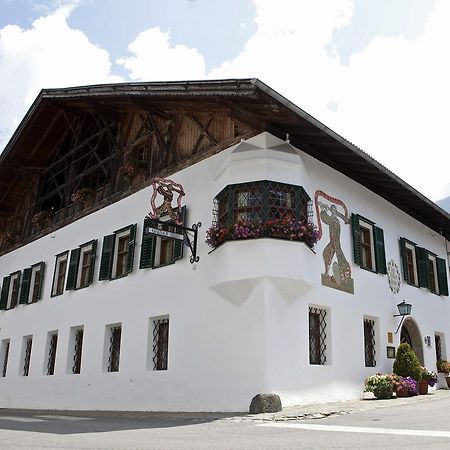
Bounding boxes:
[0,132,448,411]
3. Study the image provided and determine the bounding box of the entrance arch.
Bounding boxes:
[400,317,424,365]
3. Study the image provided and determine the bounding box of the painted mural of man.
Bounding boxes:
[318,201,352,288]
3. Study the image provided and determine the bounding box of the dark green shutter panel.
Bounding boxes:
[374,226,387,274]
[416,247,429,289]
[126,224,137,273]
[437,257,449,296]
[0,276,11,310]
[99,234,115,280]
[87,240,97,285]
[66,248,80,290]
[351,213,362,266]
[34,262,45,301]
[173,206,186,261]
[19,268,32,304]
[10,272,21,308]
[399,238,409,283]
[140,218,156,269]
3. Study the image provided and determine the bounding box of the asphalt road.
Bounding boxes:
[1,393,450,449]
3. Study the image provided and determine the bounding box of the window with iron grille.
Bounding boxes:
[210,181,314,248]
[435,334,443,361]
[153,318,169,371]
[309,307,327,365]
[22,337,32,376]
[363,319,376,367]
[72,329,84,374]
[107,325,121,372]
[46,333,58,375]
[1,340,10,378]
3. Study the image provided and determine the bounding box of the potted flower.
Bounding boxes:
[436,359,450,389]
[436,359,450,374]
[395,376,418,397]
[118,160,146,185]
[71,188,95,208]
[206,224,229,248]
[31,209,53,230]
[419,367,438,394]
[364,373,397,399]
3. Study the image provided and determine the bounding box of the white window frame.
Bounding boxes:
[28,264,43,304]
[6,272,20,309]
[111,229,131,279]
[359,219,376,271]
[428,254,439,294]
[75,243,94,289]
[405,242,418,286]
[52,252,69,296]
[153,216,176,269]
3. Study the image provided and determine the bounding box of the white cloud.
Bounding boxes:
[206,0,450,201]
[116,27,206,81]
[2,0,449,202]
[0,3,121,150]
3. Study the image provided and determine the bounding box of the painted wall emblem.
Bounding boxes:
[148,177,185,225]
[387,259,401,294]
[315,190,354,294]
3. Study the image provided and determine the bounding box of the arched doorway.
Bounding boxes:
[400,317,424,365]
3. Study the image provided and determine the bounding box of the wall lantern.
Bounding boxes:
[394,300,412,334]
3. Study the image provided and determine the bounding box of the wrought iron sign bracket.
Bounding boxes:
[145,218,201,264]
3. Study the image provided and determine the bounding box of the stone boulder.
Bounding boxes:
[249,393,282,414]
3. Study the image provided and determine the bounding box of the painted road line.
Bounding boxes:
[35,415,93,421]
[257,423,450,438]
[0,416,44,423]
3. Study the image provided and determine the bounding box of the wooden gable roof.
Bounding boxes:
[1,78,449,240]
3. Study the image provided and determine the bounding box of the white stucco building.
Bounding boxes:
[0,79,449,411]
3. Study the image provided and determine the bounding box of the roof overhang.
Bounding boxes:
[2,78,449,240]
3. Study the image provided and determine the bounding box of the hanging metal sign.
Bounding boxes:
[146,177,201,263]
[148,177,185,225]
[146,226,184,241]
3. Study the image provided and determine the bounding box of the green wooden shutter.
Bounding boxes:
[34,262,45,301]
[437,257,449,296]
[140,218,156,269]
[399,238,409,283]
[99,234,115,280]
[173,206,186,261]
[87,240,97,285]
[10,272,21,308]
[66,248,80,290]
[416,247,429,289]
[0,276,11,310]
[374,226,387,274]
[126,224,137,273]
[351,213,362,266]
[19,268,32,304]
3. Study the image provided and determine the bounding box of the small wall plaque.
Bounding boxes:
[387,332,393,344]
[387,346,396,359]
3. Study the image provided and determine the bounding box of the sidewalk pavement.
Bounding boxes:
[237,388,450,423]
[2,389,450,424]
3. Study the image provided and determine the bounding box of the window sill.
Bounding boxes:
[208,235,317,254]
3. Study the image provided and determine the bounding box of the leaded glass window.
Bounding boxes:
[363,319,376,367]
[309,307,327,365]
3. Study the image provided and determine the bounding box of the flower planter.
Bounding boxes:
[396,387,409,398]
[437,373,449,389]
[418,380,429,395]
[446,377,450,389]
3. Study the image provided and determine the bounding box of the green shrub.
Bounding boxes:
[393,343,422,381]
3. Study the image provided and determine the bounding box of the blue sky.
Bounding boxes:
[0,0,448,201]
